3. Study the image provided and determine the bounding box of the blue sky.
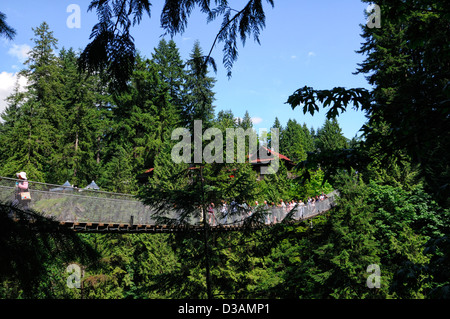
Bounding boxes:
[1,0,371,139]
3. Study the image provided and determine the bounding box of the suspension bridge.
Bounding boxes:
[0,176,337,233]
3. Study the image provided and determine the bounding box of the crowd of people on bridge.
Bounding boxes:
[206,193,330,226]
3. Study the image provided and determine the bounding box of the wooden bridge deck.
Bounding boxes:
[58,209,328,233]
[8,209,329,233]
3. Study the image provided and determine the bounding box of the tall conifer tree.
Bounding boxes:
[315,118,348,152]
[182,41,216,132]
[0,22,61,181]
[50,48,106,186]
[151,39,186,111]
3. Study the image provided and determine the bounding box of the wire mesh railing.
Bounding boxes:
[0,176,156,224]
[204,194,337,227]
[0,176,337,228]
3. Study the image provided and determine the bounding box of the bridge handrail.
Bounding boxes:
[0,176,136,198]
[0,185,141,204]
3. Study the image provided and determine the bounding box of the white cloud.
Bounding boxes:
[291,55,297,59]
[251,117,263,124]
[307,51,316,57]
[0,71,28,116]
[8,44,31,63]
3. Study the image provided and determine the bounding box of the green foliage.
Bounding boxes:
[48,47,106,186]
[0,203,99,298]
[79,0,151,91]
[0,23,61,182]
[161,0,274,77]
[0,11,16,40]
[0,23,107,185]
[315,118,349,152]
[181,41,216,132]
[356,0,450,204]
[82,0,274,87]
[80,233,178,299]
[286,0,450,206]
[291,168,333,200]
[1,173,447,299]
[279,119,307,162]
[302,178,384,298]
[100,51,182,192]
[287,86,370,119]
[2,1,449,299]
[279,1,450,300]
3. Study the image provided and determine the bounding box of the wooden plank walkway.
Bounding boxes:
[60,221,244,233]
[55,209,329,233]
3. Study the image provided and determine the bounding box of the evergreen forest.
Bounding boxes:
[0,0,449,301]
